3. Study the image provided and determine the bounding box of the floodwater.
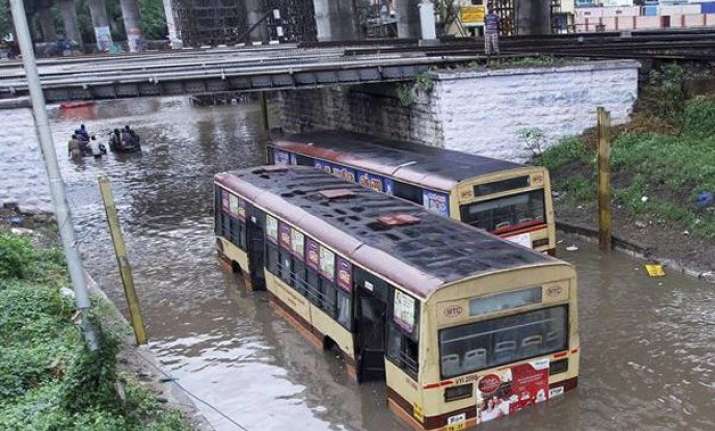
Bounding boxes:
[2,98,714,431]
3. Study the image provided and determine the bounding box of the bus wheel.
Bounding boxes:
[323,336,336,352]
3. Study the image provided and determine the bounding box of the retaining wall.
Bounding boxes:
[277,59,640,162]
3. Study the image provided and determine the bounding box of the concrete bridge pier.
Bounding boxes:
[313,0,357,42]
[59,0,83,48]
[37,1,57,42]
[395,0,421,39]
[516,0,551,35]
[161,0,183,49]
[119,0,144,52]
[88,0,114,51]
[245,0,266,42]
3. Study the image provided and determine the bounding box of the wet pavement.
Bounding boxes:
[1,98,714,431]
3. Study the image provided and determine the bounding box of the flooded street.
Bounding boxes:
[2,98,715,430]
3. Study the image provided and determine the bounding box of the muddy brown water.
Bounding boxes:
[2,98,714,431]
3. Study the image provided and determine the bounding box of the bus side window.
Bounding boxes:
[214,187,222,236]
[386,322,419,380]
[266,242,280,276]
[305,267,321,306]
[278,248,293,287]
[295,154,314,166]
[393,181,424,206]
[336,289,352,330]
[293,259,306,295]
[321,278,337,315]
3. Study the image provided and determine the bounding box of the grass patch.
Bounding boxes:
[535,71,715,239]
[0,231,192,430]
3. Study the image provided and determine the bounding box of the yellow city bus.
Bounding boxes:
[214,166,579,430]
[266,131,556,255]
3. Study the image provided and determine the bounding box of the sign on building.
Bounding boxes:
[460,5,486,27]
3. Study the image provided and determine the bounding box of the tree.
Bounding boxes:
[0,0,11,41]
[434,0,461,36]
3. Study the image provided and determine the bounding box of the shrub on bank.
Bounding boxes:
[0,231,191,430]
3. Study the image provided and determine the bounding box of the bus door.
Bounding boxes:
[246,205,266,290]
[355,270,388,381]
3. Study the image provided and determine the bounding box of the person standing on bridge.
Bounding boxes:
[484,5,500,56]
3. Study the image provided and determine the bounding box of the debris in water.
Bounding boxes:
[566,245,579,252]
[645,264,666,277]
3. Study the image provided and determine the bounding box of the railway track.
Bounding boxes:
[1,28,714,103]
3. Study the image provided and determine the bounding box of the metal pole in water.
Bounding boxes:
[9,0,98,350]
[597,106,613,252]
[98,176,148,345]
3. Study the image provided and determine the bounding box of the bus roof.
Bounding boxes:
[215,166,561,300]
[270,131,529,192]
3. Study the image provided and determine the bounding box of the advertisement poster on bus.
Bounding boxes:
[393,290,416,333]
[423,190,450,217]
[357,171,385,193]
[475,358,550,424]
[306,239,320,270]
[314,160,333,174]
[336,257,352,292]
[229,194,239,218]
[278,222,291,249]
[274,150,291,166]
[332,165,357,183]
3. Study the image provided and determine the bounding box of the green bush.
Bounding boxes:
[0,233,35,280]
[538,137,592,172]
[0,231,190,430]
[681,97,715,138]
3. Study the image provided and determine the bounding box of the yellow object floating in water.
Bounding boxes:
[645,264,666,277]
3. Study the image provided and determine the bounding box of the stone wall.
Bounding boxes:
[277,59,641,162]
[278,84,443,147]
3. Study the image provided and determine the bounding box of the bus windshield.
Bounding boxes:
[438,306,568,379]
[459,190,546,234]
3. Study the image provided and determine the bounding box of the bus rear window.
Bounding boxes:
[459,190,545,233]
[439,306,567,379]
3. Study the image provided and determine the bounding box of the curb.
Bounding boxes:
[557,221,715,284]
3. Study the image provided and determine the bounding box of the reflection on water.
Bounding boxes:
[1,98,714,430]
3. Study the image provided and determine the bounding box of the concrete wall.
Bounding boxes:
[277,60,640,162]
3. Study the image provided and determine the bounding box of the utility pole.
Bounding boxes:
[9,0,98,350]
[98,177,147,345]
[597,107,613,252]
